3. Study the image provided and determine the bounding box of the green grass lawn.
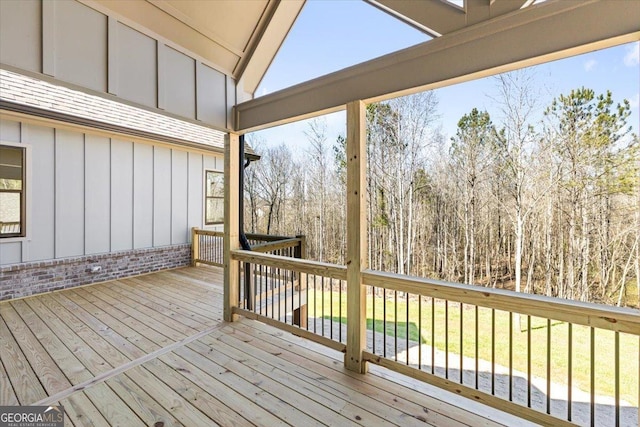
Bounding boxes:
[306,289,639,405]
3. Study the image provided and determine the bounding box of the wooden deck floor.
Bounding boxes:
[0,267,532,426]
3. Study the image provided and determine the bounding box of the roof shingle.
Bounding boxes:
[0,69,226,151]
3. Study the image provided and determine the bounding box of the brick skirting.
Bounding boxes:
[0,244,192,301]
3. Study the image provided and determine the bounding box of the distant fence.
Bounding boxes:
[0,221,20,235]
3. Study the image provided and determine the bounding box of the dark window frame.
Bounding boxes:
[0,144,26,238]
[205,170,224,225]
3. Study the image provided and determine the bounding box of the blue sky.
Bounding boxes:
[252,0,639,154]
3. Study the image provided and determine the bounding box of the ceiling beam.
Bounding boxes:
[367,0,529,37]
[234,0,640,133]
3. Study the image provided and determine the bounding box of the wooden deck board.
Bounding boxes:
[170,344,326,426]
[61,392,111,427]
[208,323,447,427]
[0,351,19,406]
[23,297,114,376]
[104,372,185,427]
[103,280,215,330]
[186,339,365,427]
[10,300,95,386]
[76,382,146,427]
[83,285,198,338]
[107,278,219,327]
[54,291,153,358]
[0,303,72,398]
[153,352,285,426]
[64,288,169,352]
[0,314,46,404]
[125,275,224,320]
[0,266,524,426]
[36,293,133,369]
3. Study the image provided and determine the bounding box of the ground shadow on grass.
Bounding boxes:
[320,316,427,344]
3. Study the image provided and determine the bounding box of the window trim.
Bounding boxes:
[204,169,224,226]
[0,141,30,241]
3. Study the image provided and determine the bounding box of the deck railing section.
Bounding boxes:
[191,228,224,267]
[232,250,348,352]
[362,269,640,427]
[191,229,301,268]
[228,249,639,427]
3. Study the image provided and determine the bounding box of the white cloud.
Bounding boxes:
[583,59,597,72]
[623,42,639,67]
[629,93,639,109]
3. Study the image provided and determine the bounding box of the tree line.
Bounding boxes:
[245,72,639,307]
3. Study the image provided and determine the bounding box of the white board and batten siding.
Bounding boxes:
[0,118,222,266]
[0,0,234,131]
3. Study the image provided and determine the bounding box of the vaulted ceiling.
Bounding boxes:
[86,0,545,99]
[84,0,305,96]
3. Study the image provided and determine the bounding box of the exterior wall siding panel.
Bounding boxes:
[164,47,196,119]
[110,139,134,251]
[133,142,154,249]
[0,0,42,73]
[24,124,55,261]
[0,0,235,130]
[84,134,111,254]
[116,22,157,107]
[153,146,172,247]
[0,118,222,269]
[188,152,204,236]
[53,0,108,92]
[55,129,85,258]
[171,150,189,245]
[196,63,226,129]
[0,242,21,265]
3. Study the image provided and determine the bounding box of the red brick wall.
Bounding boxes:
[0,244,191,300]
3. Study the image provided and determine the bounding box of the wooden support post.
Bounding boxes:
[224,133,240,322]
[191,227,199,266]
[294,234,308,327]
[293,304,307,329]
[345,100,368,373]
[295,234,306,259]
[294,235,307,291]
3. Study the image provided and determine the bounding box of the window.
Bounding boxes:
[205,170,224,225]
[0,144,25,238]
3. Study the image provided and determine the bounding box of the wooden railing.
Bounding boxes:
[227,251,640,427]
[361,270,640,426]
[191,228,224,267]
[191,229,306,267]
[232,250,348,353]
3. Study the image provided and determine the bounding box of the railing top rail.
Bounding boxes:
[193,229,224,237]
[245,233,295,242]
[363,269,640,335]
[232,250,347,280]
[251,238,302,253]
